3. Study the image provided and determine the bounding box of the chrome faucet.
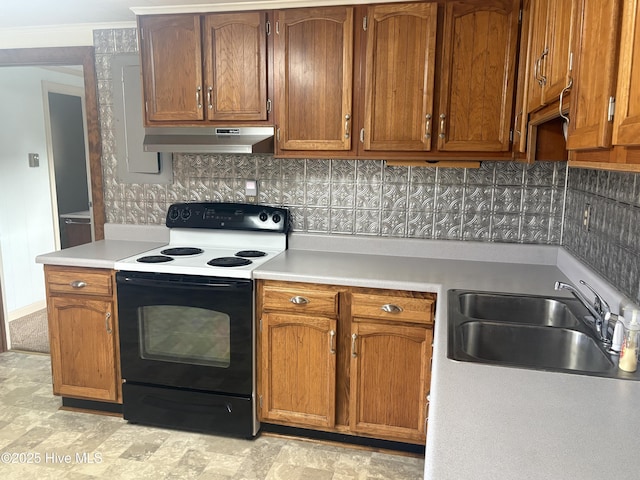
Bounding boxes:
[555,280,614,345]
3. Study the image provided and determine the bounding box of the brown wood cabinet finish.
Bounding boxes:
[44,265,121,403]
[274,7,354,151]
[525,0,576,113]
[203,12,268,121]
[260,313,337,428]
[139,15,204,123]
[349,321,431,443]
[257,280,435,445]
[139,12,269,125]
[362,2,438,152]
[437,0,520,152]
[613,0,640,146]
[566,0,622,150]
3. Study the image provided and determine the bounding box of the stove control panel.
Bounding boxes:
[166,202,290,233]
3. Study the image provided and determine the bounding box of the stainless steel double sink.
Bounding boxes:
[448,290,639,380]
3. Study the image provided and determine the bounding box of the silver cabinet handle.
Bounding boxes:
[558,77,573,124]
[539,47,549,85]
[514,110,522,137]
[351,333,358,358]
[207,86,213,109]
[70,281,87,289]
[196,85,202,109]
[425,113,432,139]
[381,304,403,314]
[534,55,543,85]
[344,114,351,139]
[329,330,336,354]
[105,312,112,334]
[290,296,309,305]
[439,113,446,139]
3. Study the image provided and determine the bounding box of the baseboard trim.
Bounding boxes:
[8,300,47,322]
[61,397,123,415]
[260,423,425,455]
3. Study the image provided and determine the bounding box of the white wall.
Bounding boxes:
[0,66,84,314]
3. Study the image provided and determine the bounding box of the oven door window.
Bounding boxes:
[139,305,230,368]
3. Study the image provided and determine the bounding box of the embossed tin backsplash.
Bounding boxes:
[94,28,639,304]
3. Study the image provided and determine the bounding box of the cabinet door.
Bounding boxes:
[48,296,119,402]
[260,313,337,428]
[139,15,204,123]
[613,0,640,146]
[275,7,354,150]
[540,0,576,105]
[203,12,268,121]
[349,321,432,444]
[566,0,622,150]
[362,2,437,152]
[438,0,520,152]
[525,0,550,113]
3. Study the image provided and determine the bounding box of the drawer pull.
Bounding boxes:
[290,296,309,305]
[329,330,336,354]
[381,303,403,314]
[70,281,87,289]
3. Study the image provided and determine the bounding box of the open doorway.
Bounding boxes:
[0,47,105,353]
[0,67,92,353]
[43,81,94,249]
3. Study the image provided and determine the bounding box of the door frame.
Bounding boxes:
[42,81,95,250]
[0,46,104,353]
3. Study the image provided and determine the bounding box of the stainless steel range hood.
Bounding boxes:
[143,126,274,154]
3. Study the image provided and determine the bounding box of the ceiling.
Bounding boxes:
[0,0,251,28]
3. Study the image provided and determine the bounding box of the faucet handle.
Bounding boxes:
[579,280,611,316]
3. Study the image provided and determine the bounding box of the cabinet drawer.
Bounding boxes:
[351,292,434,325]
[262,284,338,317]
[46,266,113,297]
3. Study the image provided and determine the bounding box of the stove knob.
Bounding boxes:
[168,208,180,221]
[181,208,192,220]
[272,213,282,224]
[259,212,269,222]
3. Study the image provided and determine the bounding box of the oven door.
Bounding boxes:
[116,271,253,396]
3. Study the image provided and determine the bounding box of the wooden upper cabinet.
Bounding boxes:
[203,12,268,121]
[139,15,204,123]
[275,7,354,151]
[525,0,549,113]
[613,0,640,146]
[362,2,438,152]
[437,0,520,152]
[139,12,269,125]
[525,0,576,113]
[541,0,576,104]
[566,0,622,150]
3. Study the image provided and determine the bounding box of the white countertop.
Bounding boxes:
[34,228,640,480]
[35,239,164,269]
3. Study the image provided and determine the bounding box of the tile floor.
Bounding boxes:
[0,352,425,479]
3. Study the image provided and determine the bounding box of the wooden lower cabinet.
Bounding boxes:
[260,313,337,428]
[350,321,432,444]
[257,280,435,445]
[44,265,121,403]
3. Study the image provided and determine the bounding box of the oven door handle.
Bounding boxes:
[118,276,250,290]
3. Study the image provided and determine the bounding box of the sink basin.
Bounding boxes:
[457,292,580,327]
[458,321,614,373]
[448,289,638,380]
